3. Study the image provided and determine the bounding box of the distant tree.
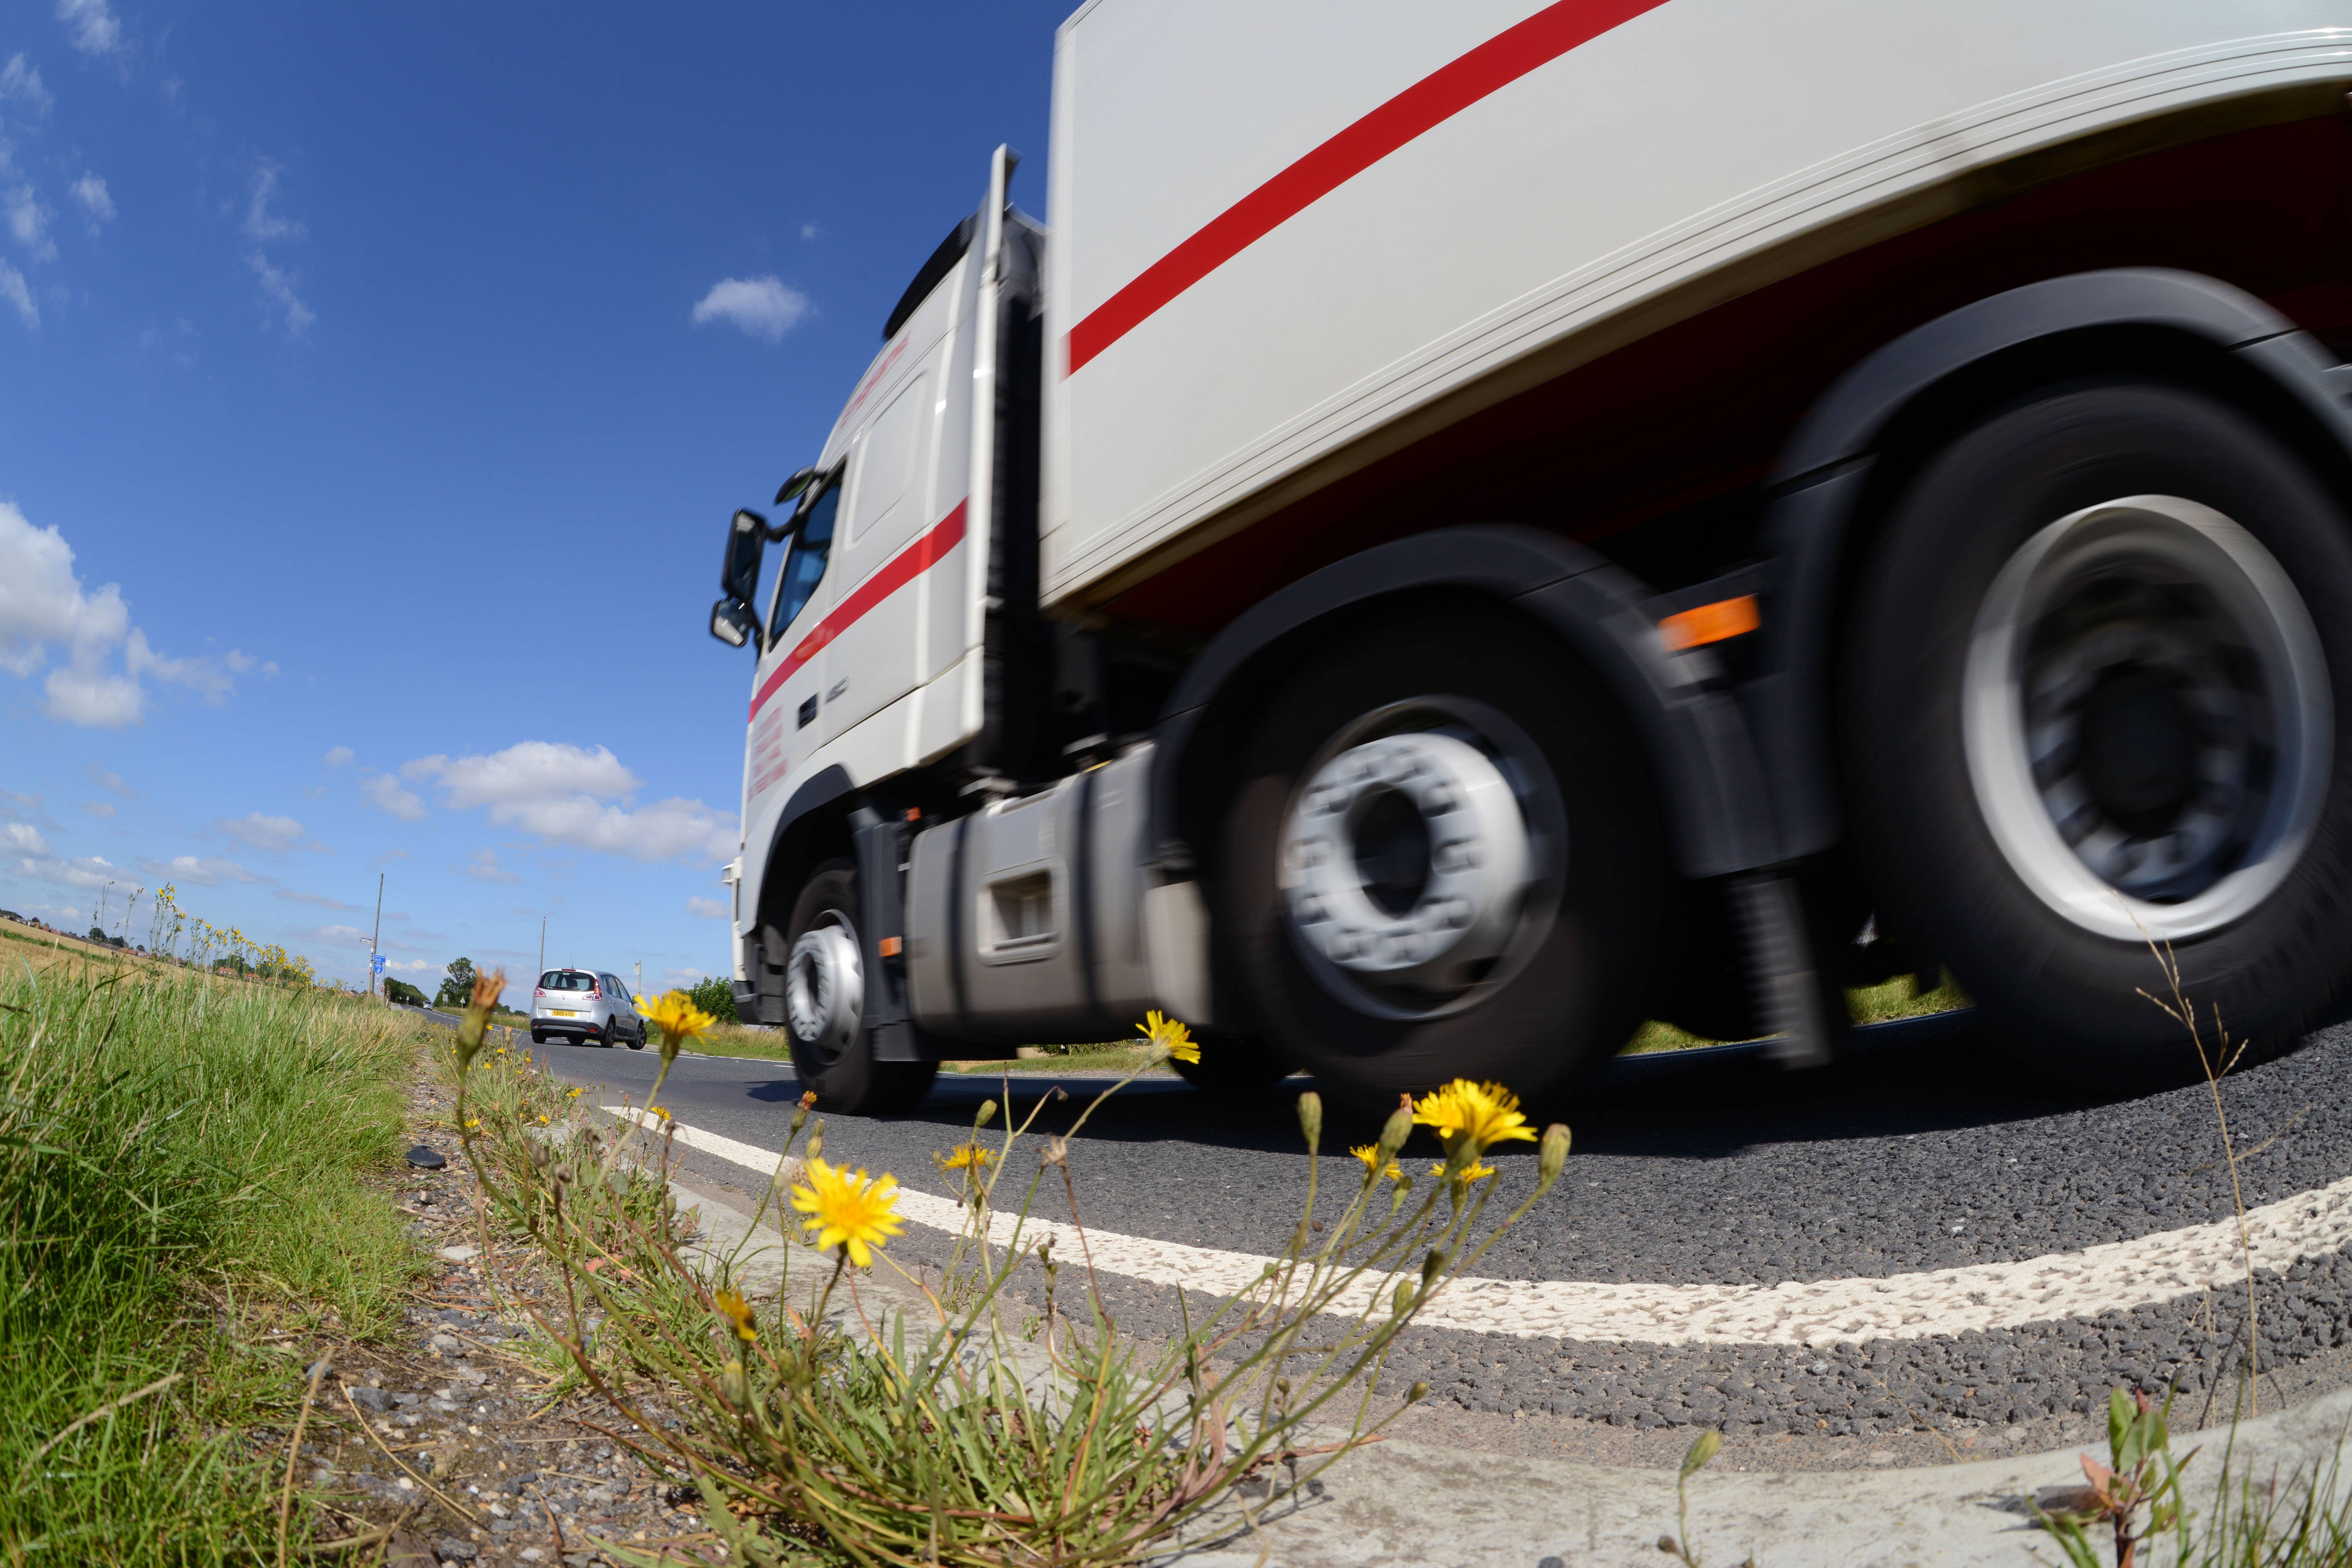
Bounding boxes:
[383,976,428,1007]
[686,974,739,1024]
[435,956,479,1009]
[87,924,106,944]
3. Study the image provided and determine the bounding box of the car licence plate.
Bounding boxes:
[551,1009,580,1017]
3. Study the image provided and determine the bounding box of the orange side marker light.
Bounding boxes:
[878,936,904,958]
[1659,594,1760,653]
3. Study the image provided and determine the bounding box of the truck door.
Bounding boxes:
[807,346,947,757]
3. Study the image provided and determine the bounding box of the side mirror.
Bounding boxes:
[774,467,819,507]
[722,508,768,605]
[709,598,758,648]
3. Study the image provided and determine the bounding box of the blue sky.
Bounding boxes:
[0,0,1069,997]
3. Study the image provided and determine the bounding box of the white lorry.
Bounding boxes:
[710,0,2352,1113]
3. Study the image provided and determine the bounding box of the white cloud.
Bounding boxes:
[300,922,368,946]
[87,763,129,795]
[0,504,244,726]
[690,275,811,343]
[799,221,821,241]
[0,55,51,115]
[662,966,703,987]
[0,257,33,328]
[21,851,120,890]
[69,172,109,233]
[217,811,311,853]
[243,163,304,243]
[372,847,411,866]
[134,853,267,887]
[686,895,729,919]
[245,250,313,338]
[359,773,426,821]
[222,648,274,676]
[4,822,50,855]
[56,0,123,57]
[4,179,54,264]
[401,740,737,864]
[454,847,521,884]
[82,800,112,818]
[127,628,233,702]
[324,746,353,767]
[274,887,363,912]
[383,957,438,973]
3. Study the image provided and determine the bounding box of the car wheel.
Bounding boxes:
[530,1029,545,1046]
[783,859,937,1114]
[1846,382,2352,1086]
[1217,608,1665,1111]
[627,1023,646,1050]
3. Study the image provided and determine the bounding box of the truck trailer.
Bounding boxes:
[709,0,2352,1114]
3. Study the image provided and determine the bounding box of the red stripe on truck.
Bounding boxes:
[1063,0,1670,376]
[748,500,969,723]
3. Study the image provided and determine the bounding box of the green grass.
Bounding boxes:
[1622,971,1973,1055]
[1,956,420,1564]
[942,1044,1166,1076]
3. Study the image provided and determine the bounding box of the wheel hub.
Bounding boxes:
[786,918,863,1059]
[1963,495,2330,939]
[1280,731,1531,990]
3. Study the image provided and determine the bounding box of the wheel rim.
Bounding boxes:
[1277,696,1562,1018]
[1962,494,2331,941]
[786,914,863,1061]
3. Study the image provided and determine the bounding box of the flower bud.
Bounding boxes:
[720,1359,749,1409]
[1391,1280,1414,1318]
[1377,1097,1413,1162]
[1407,1381,1429,1403]
[807,1122,823,1160]
[1296,1092,1323,1153]
[1420,1248,1443,1289]
[975,1099,997,1130]
[1537,1124,1571,1193]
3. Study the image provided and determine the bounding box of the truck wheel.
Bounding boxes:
[1168,1030,1291,1093]
[783,860,937,1115]
[1847,383,2352,1085]
[1218,610,1664,1111]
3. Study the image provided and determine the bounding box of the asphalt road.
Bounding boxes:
[493,1014,2352,1458]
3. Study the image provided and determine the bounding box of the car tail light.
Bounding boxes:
[534,987,546,996]
[590,986,601,999]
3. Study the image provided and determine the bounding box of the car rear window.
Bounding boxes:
[541,970,595,991]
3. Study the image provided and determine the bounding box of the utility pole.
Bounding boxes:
[537,915,546,982]
[368,872,384,998]
[633,960,641,1001]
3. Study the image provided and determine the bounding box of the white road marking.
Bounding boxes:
[609,1107,2345,1347]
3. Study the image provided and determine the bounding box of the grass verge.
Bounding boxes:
[1623,971,1973,1055]
[2,955,421,1563]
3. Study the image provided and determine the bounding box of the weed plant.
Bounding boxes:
[0,957,416,1563]
[443,983,1571,1566]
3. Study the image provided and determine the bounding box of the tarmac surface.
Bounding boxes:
[498,1010,2352,1469]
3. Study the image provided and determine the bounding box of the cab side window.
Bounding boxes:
[771,480,842,639]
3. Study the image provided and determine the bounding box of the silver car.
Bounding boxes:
[530,967,645,1048]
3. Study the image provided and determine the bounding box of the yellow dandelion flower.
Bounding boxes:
[1136,1009,1199,1064]
[714,1287,757,1344]
[1431,1158,1498,1183]
[463,1117,480,1130]
[1411,1079,1537,1154]
[1350,1143,1405,1184]
[938,1142,995,1172]
[651,1105,672,1122]
[789,1157,905,1268]
[536,1114,548,1125]
[640,990,717,1052]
